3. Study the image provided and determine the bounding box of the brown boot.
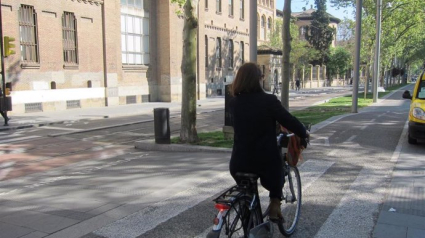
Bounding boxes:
[268,198,283,221]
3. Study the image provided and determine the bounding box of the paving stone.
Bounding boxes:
[43,214,115,238]
[0,222,34,238]
[20,231,49,238]
[373,223,407,238]
[378,211,425,230]
[0,210,79,234]
[407,227,425,238]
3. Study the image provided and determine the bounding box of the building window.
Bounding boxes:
[229,0,233,16]
[267,17,272,31]
[121,14,150,65]
[300,26,306,40]
[240,0,244,19]
[257,13,260,40]
[261,15,266,40]
[205,35,208,67]
[121,0,144,9]
[19,5,39,63]
[62,12,78,65]
[205,0,208,9]
[228,39,233,68]
[216,37,221,68]
[216,0,221,13]
[240,41,244,64]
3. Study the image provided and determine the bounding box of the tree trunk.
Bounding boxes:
[180,0,198,143]
[281,0,291,110]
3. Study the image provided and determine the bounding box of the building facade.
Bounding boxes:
[257,0,275,45]
[1,0,284,114]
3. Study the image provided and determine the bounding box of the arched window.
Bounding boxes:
[261,15,266,40]
[51,81,56,89]
[228,39,233,68]
[239,0,244,19]
[257,13,260,40]
[268,17,272,30]
[240,41,244,64]
[205,35,208,67]
[216,0,221,13]
[216,37,222,68]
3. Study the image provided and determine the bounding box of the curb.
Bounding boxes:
[134,140,232,153]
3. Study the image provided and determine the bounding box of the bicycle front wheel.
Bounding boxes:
[220,196,262,238]
[277,165,302,236]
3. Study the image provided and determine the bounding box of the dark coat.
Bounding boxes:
[229,91,307,178]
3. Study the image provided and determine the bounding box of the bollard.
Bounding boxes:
[153,108,170,144]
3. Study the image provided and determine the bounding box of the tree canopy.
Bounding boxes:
[305,0,336,66]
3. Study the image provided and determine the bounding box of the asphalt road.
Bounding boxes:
[1,86,423,238]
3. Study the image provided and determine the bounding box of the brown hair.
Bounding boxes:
[230,62,263,96]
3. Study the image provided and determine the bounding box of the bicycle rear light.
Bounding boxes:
[215,203,230,211]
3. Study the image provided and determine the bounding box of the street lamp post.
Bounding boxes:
[352,0,363,113]
[372,0,382,103]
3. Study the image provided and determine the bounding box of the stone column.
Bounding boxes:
[317,65,320,88]
[310,64,313,88]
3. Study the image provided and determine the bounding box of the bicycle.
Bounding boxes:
[207,128,307,238]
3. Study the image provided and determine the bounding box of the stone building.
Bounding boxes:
[201,0,251,97]
[1,0,259,113]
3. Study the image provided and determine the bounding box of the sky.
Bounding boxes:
[276,0,355,21]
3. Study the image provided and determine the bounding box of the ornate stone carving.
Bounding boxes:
[70,0,104,6]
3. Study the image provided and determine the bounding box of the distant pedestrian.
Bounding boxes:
[295,79,300,91]
[0,88,9,126]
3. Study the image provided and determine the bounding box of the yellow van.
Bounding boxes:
[402,72,425,144]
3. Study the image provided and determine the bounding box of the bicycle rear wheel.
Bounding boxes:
[220,196,262,238]
[277,165,302,236]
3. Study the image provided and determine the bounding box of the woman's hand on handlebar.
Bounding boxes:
[300,131,310,149]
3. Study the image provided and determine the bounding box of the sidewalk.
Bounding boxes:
[372,122,425,238]
[0,86,351,132]
[0,97,225,132]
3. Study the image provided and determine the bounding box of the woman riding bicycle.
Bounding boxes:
[229,62,308,221]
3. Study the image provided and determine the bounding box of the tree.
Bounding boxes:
[331,0,425,86]
[269,18,283,49]
[326,46,352,82]
[171,0,199,143]
[281,0,292,110]
[305,0,335,66]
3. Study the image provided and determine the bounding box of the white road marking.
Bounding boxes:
[40,126,83,131]
[346,135,357,143]
[0,133,24,139]
[0,135,41,144]
[391,120,408,162]
[311,137,330,146]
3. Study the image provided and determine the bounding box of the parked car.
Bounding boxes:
[402,73,425,144]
